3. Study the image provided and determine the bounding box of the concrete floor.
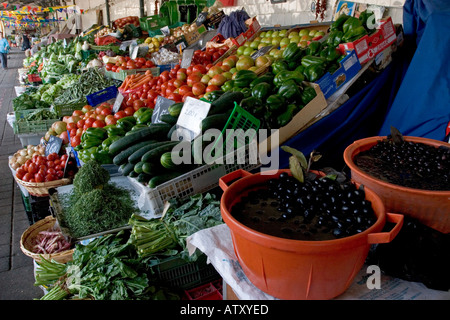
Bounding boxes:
[0,48,44,300]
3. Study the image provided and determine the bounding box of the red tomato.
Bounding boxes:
[47,153,58,161]
[70,135,81,147]
[133,100,145,110]
[114,111,126,120]
[145,60,154,68]
[182,92,196,102]
[105,63,114,71]
[144,98,155,108]
[206,85,220,93]
[123,106,135,116]
[92,120,105,128]
[56,170,64,179]
[111,65,118,72]
[34,173,45,183]
[160,71,170,83]
[22,173,33,182]
[39,164,48,172]
[28,163,38,174]
[45,174,56,182]
[16,168,26,179]
[192,82,206,96]
[70,128,77,138]
[76,119,85,129]
[72,110,84,117]
[100,108,112,116]
[167,92,182,102]
[67,122,77,131]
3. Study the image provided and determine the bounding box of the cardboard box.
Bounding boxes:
[258,83,327,152]
[316,49,362,99]
[183,24,208,45]
[339,17,397,64]
[231,17,262,47]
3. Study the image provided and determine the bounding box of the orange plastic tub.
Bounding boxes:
[343,136,450,234]
[219,169,403,300]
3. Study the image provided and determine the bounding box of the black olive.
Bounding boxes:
[333,228,344,238]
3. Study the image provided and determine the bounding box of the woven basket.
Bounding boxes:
[254,59,273,76]
[20,216,74,264]
[14,176,71,197]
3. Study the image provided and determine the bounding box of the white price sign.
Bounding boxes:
[176,97,211,141]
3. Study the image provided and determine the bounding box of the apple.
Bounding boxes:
[269,48,280,57]
[315,31,325,37]
[301,35,312,41]
[309,29,318,37]
[209,74,227,87]
[265,30,273,37]
[280,37,290,47]
[299,29,309,36]
[290,35,301,43]
[279,29,287,37]
[236,46,246,56]
[201,74,211,85]
[271,36,282,47]
[207,65,223,78]
[259,31,267,38]
[250,40,260,50]
[236,56,255,71]
[243,47,255,56]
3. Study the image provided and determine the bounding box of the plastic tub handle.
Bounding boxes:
[219,169,252,192]
[367,213,404,244]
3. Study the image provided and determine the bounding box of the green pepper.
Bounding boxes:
[273,70,305,87]
[301,55,328,69]
[101,135,121,151]
[207,90,224,101]
[277,80,302,102]
[304,64,326,82]
[117,116,137,125]
[250,74,274,89]
[81,127,106,142]
[342,26,368,43]
[106,125,126,137]
[233,70,258,88]
[276,104,299,127]
[301,86,317,105]
[320,46,342,62]
[251,82,272,101]
[239,96,263,116]
[116,119,135,131]
[271,60,289,74]
[332,31,344,47]
[135,108,153,125]
[327,62,341,75]
[221,80,234,92]
[240,87,252,98]
[359,10,375,31]
[306,41,322,56]
[342,16,363,34]
[266,94,285,112]
[81,136,103,149]
[331,13,351,31]
[282,43,305,62]
[294,65,305,74]
[131,124,148,131]
[91,149,113,164]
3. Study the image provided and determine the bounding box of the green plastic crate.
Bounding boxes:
[149,254,221,290]
[104,67,160,81]
[140,15,170,32]
[53,101,87,117]
[204,102,260,164]
[13,118,59,135]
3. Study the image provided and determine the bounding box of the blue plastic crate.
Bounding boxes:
[86,85,118,107]
[157,63,178,73]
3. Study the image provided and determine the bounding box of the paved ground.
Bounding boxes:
[0,48,44,300]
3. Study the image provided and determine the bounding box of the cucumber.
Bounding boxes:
[128,170,139,178]
[200,112,231,132]
[148,171,185,189]
[142,162,161,175]
[113,140,156,166]
[120,162,135,176]
[109,123,171,155]
[134,161,146,174]
[128,141,175,164]
[137,172,152,183]
[160,114,178,126]
[141,141,180,163]
[160,152,177,169]
[168,102,184,117]
[209,91,245,115]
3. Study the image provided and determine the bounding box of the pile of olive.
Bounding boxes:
[231,172,376,241]
[355,139,450,191]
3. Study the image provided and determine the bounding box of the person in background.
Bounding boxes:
[22,33,31,51]
[15,33,21,48]
[0,32,11,69]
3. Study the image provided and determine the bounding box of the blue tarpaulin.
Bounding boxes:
[379,0,450,141]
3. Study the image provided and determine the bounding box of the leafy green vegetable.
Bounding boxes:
[72,160,110,195]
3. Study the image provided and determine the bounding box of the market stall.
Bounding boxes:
[7,0,449,301]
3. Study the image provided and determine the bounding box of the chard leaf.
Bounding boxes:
[289,155,304,183]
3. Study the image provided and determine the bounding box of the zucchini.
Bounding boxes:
[134,161,146,174]
[142,162,162,175]
[168,102,184,117]
[128,141,175,164]
[148,171,185,189]
[113,140,156,166]
[141,141,180,163]
[109,123,171,155]
[209,91,245,115]
[200,112,231,132]
[120,162,135,176]
[160,113,178,126]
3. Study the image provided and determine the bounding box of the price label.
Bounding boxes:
[152,96,176,124]
[176,97,211,141]
[180,48,195,68]
[112,92,125,113]
[251,46,273,60]
[160,26,170,36]
[45,135,63,156]
[131,45,149,59]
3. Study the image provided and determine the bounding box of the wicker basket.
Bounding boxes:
[20,216,74,264]
[254,59,272,76]
[14,175,71,197]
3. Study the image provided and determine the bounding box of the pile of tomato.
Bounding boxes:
[191,46,229,65]
[105,56,155,73]
[63,102,140,148]
[15,153,70,183]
